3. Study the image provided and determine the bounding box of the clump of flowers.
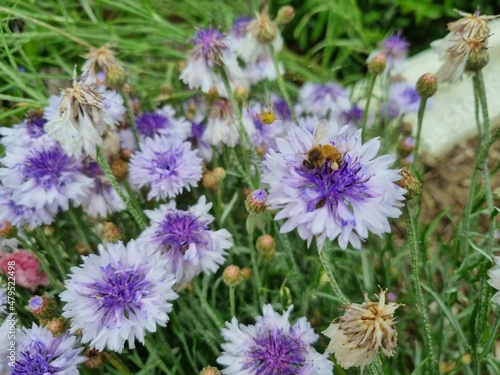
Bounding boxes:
[217,304,333,374]
[262,120,406,250]
[137,195,232,288]
[0,250,49,291]
[60,240,178,352]
[323,288,402,370]
[11,323,85,374]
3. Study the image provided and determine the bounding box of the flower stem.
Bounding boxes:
[67,208,92,254]
[102,352,134,375]
[411,97,428,175]
[318,241,350,306]
[269,44,300,127]
[119,89,140,148]
[247,215,263,306]
[360,74,377,136]
[403,205,438,375]
[145,336,175,375]
[229,285,236,317]
[96,147,147,231]
[34,227,68,282]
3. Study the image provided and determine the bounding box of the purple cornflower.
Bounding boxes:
[367,33,408,73]
[217,304,333,375]
[137,195,232,288]
[0,113,46,149]
[60,240,178,352]
[338,104,363,126]
[190,121,213,162]
[245,103,286,152]
[298,82,352,120]
[380,82,421,119]
[11,323,85,375]
[135,105,191,141]
[128,135,203,200]
[180,27,248,97]
[262,120,406,250]
[0,137,94,213]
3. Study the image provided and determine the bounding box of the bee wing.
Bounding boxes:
[311,119,331,146]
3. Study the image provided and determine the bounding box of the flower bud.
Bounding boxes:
[245,189,268,214]
[241,267,252,281]
[202,170,218,192]
[47,317,69,336]
[223,265,243,287]
[103,222,123,243]
[200,366,221,375]
[466,48,489,72]
[398,137,415,158]
[256,234,275,259]
[234,86,248,104]
[367,54,386,75]
[0,221,16,239]
[84,349,106,369]
[106,64,127,89]
[416,73,438,98]
[396,167,421,200]
[249,11,278,44]
[43,225,55,236]
[28,295,57,320]
[109,156,129,181]
[276,6,295,25]
[213,167,226,182]
[399,121,413,136]
[75,242,89,256]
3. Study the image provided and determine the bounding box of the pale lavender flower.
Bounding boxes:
[0,137,94,213]
[380,82,421,119]
[0,114,46,149]
[367,33,408,73]
[245,103,286,152]
[129,135,203,200]
[180,27,248,97]
[0,185,55,229]
[217,304,333,375]
[190,121,213,163]
[262,120,406,250]
[298,82,352,120]
[12,323,85,375]
[137,195,232,288]
[81,161,126,218]
[60,240,178,352]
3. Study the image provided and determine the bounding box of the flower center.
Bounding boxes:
[92,264,150,320]
[13,342,53,375]
[136,113,168,138]
[154,212,208,254]
[244,329,307,375]
[297,154,372,212]
[22,147,75,185]
[192,28,227,67]
[152,150,181,176]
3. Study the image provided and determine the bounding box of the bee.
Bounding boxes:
[303,120,343,171]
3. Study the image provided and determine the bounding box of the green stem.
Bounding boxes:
[229,285,236,317]
[67,208,92,253]
[96,147,147,231]
[269,44,300,127]
[34,227,67,281]
[403,205,438,375]
[102,352,134,375]
[482,313,500,359]
[195,287,225,329]
[317,241,349,306]
[119,89,140,148]
[411,97,428,175]
[247,215,263,306]
[145,336,174,375]
[360,74,377,136]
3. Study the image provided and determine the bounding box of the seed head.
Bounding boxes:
[248,8,278,44]
[396,168,421,200]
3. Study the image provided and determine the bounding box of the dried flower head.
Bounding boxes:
[82,44,126,86]
[323,288,402,370]
[247,8,279,44]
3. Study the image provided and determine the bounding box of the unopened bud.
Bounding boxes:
[205,87,220,103]
[43,225,55,236]
[0,221,16,239]
[234,86,248,104]
[255,146,266,158]
[367,54,386,75]
[399,121,413,136]
[396,168,421,200]
[398,137,415,158]
[256,234,275,259]
[120,148,132,161]
[84,349,106,369]
[75,242,89,256]
[245,189,268,214]
[249,11,278,44]
[200,366,221,375]
[46,317,69,336]
[103,222,123,243]
[107,64,127,89]
[213,167,226,182]
[241,267,252,281]
[223,265,243,287]
[202,170,218,192]
[466,48,489,72]
[109,156,129,181]
[28,295,57,320]
[276,6,295,25]
[416,73,438,98]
